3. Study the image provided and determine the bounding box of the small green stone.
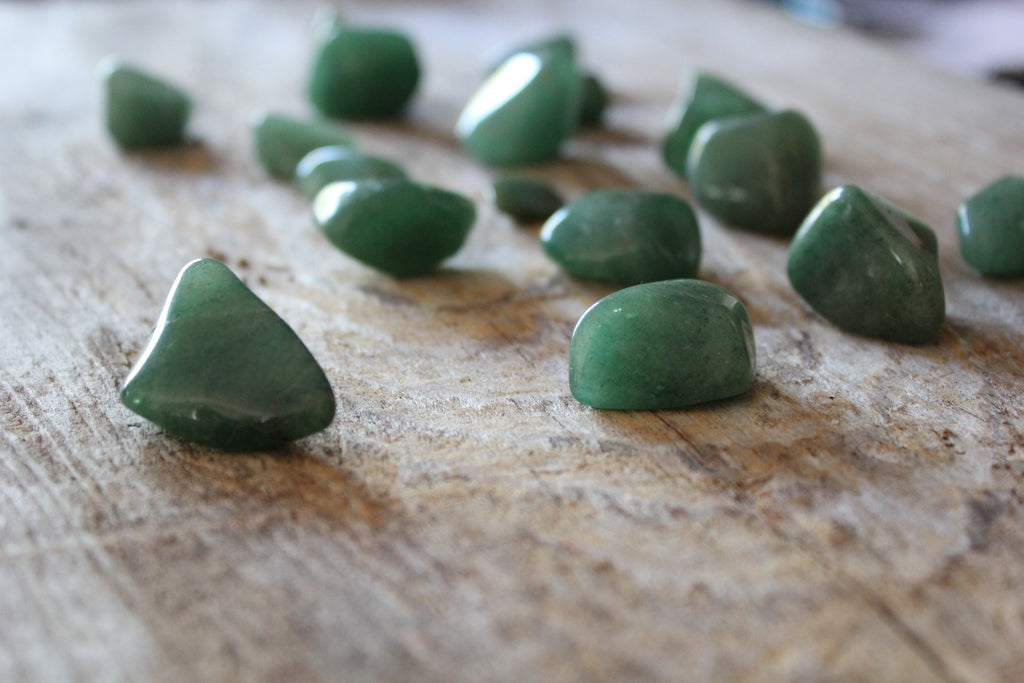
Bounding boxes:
[687,109,822,236]
[99,57,192,149]
[486,33,577,74]
[662,72,765,178]
[252,111,356,179]
[787,185,946,344]
[121,259,335,451]
[541,189,701,286]
[957,175,1024,277]
[295,146,407,199]
[570,279,756,410]
[313,180,476,277]
[577,72,608,127]
[490,176,564,223]
[309,26,420,119]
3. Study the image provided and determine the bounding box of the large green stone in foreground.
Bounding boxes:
[787,185,945,344]
[957,175,1024,277]
[295,146,407,198]
[541,189,701,285]
[252,111,355,179]
[570,279,756,410]
[121,259,335,451]
[99,57,192,148]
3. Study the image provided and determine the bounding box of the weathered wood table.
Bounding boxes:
[3,1,1024,680]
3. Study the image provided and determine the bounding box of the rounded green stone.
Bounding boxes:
[295,146,407,199]
[569,279,756,410]
[486,33,577,74]
[957,175,1024,277]
[490,175,564,223]
[541,189,701,286]
[787,185,946,344]
[577,72,608,127]
[99,57,192,149]
[687,109,822,236]
[252,111,356,179]
[313,180,476,277]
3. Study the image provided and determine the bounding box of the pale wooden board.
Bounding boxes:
[2,0,1024,681]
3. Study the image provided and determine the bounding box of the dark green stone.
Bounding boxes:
[569,279,756,410]
[99,57,192,149]
[121,259,335,451]
[313,180,476,277]
[541,189,701,285]
[687,109,822,236]
[787,185,945,344]
[309,26,420,119]
[957,175,1024,277]
[295,146,407,199]
[252,111,355,179]
[490,176,564,223]
[577,72,608,127]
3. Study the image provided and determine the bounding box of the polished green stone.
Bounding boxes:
[99,57,192,149]
[662,72,764,178]
[570,279,756,410]
[252,111,356,179]
[309,26,420,119]
[313,180,476,277]
[295,146,407,199]
[490,175,564,223]
[687,109,822,236]
[577,72,608,127]
[486,33,577,73]
[121,259,335,451]
[787,185,945,344]
[957,175,1024,277]
[541,189,701,285]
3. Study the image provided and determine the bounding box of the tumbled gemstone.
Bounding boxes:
[121,259,335,451]
[957,175,1024,277]
[687,109,822,236]
[99,57,192,149]
[661,72,764,178]
[577,72,608,127]
[252,111,355,179]
[486,33,577,74]
[569,279,756,410]
[490,175,564,223]
[541,189,701,285]
[313,180,476,277]
[787,185,945,344]
[295,146,407,198]
[309,26,420,119]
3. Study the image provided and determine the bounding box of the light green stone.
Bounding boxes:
[570,279,756,410]
[121,259,335,451]
[295,146,407,199]
[490,175,564,223]
[957,175,1024,277]
[252,111,356,179]
[99,57,192,149]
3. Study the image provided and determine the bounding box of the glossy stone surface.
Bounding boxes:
[957,175,1024,277]
[662,72,765,178]
[99,57,192,148]
[121,259,335,451]
[541,189,701,285]
[486,33,577,73]
[687,109,822,236]
[313,180,476,277]
[490,176,564,223]
[252,112,355,179]
[570,279,756,410]
[787,185,945,344]
[295,146,407,199]
[577,72,608,127]
[309,26,420,119]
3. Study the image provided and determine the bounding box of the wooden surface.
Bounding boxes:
[3,1,1024,680]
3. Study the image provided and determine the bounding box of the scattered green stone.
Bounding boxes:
[295,146,407,199]
[121,259,335,451]
[99,57,192,149]
[577,72,608,127]
[309,26,420,119]
[541,189,701,286]
[687,109,822,236]
[486,33,577,74]
[662,72,764,178]
[313,180,476,277]
[569,279,756,410]
[252,111,355,179]
[787,185,946,344]
[490,176,564,223]
[957,175,1024,277]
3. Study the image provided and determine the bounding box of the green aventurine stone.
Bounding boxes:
[662,72,765,178]
[486,33,577,74]
[570,279,756,410]
[121,259,335,451]
[787,185,946,344]
[313,180,476,277]
[541,189,701,285]
[99,57,192,149]
[687,109,822,236]
[252,112,355,179]
[957,175,1024,277]
[490,176,564,222]
[577,72,608,127]
[295,146,407,199]
[309,26,420,119]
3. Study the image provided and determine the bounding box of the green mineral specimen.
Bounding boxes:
[490,175,564,223]
[99,57,192,149]
[957,175,1024,277]
[295,146,407,198]
[252,111,355,179]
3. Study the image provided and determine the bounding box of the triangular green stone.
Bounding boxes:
[121,259,335,451]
